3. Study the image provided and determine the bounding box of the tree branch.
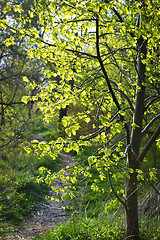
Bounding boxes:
[144,96,160,111]
[113,89,134,111]
[137,161,160,195]
[105,43,134,83]
[95,15,122,114]
[96,95,104,117]
[142,114,160,136]
[66,48,97,59]
[138,125,160,162]
[92,67,118,87]
[92,65,134,111]
[0,130,22,149]
[0,102,25,106]
[107,169,127,208]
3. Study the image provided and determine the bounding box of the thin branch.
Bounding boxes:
[78,110,118,142]
[105,43,134,83]
[64,18,95,24]
[96,95,104,117]
[0,117,29,149]
[100,47,136,57]
[113,88,134,111]
[92,67,118,87]
[125,187,139,202]
[66,48,97,59]
[95,15,122,114]
[145,95,160,102]
[0,102,25,106]
[138,125,160,162]
[0,131,21,149]
[142,114,160,136]
[79,127,105,141]
[119,144,131,160]
[92,65,134,111]
[107,169,127,209]
[85,200,90,220]
[144,96,160,111]
[137,160,160,195]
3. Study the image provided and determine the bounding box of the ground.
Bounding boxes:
[2,131,76,240]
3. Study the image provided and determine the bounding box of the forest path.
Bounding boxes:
[3,130,76,240]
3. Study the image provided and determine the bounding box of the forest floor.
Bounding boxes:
[2,132,76,240]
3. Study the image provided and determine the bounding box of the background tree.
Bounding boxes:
[0,0,46,148]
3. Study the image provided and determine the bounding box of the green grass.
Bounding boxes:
[0,147,57,236]
[34,144,160,240]
[1,115,159,239]
[34,217,125,240]
[0,114,61,236]
[19,117,50,140]
[33,215,160,240]
[0,161,59,236]
[42,128,58,142]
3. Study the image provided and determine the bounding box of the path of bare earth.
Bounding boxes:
[2,130,76,240]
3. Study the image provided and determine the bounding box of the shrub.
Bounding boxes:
[42,128,58,142]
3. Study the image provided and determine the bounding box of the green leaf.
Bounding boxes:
[14,5,23,13]
[131,123,140,129]
[21,96,30,104]
[23,76,29,82]
[5,37,15,47]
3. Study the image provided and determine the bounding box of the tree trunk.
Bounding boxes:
[125,153,140,240]
[125,36,147,239]
[59,106,68,122]
[0,90,5,129]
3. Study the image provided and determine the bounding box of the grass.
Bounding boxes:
[1,114,159,239]
[42,128,59,142]
[17,114,51,140]
[0,147,60,236]
[0,114,61,236]
[34,217,125,240]
[34,145,160,240]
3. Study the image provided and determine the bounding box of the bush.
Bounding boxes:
[36,154,61,172]
[42,128,58,142]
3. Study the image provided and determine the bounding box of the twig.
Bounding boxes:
[96,95,104,117]
[138,125,160,162]
[85,200,90,220]
[141,114,160,136]
[137,160,160,195]
[107,169,127,209]
[119,144,131,160]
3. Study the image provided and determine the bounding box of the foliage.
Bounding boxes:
[1,0,160,239]
[19,115,50,140]
[34,215,160,240]
[34,218,125,240]
[0,153,47,233]
[0,0,45,151]
[42,128,59,142]
[0,114,60,236]
[36,154,61,171]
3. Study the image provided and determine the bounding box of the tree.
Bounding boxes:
[2,0,160,239]
[0,0,46,148]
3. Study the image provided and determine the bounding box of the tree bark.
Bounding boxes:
[0,90,5,128]
[125,153,140,240]
[125,36,147,240]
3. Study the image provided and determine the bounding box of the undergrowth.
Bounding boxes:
[35,217,125,240]
[0,115,60,236]
[34,145,160,240]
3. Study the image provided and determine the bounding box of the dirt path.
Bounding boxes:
[2,132,76,240]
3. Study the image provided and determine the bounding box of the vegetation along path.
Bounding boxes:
[3,130,76,240]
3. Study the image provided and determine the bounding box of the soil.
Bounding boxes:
[2,131,76,240]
